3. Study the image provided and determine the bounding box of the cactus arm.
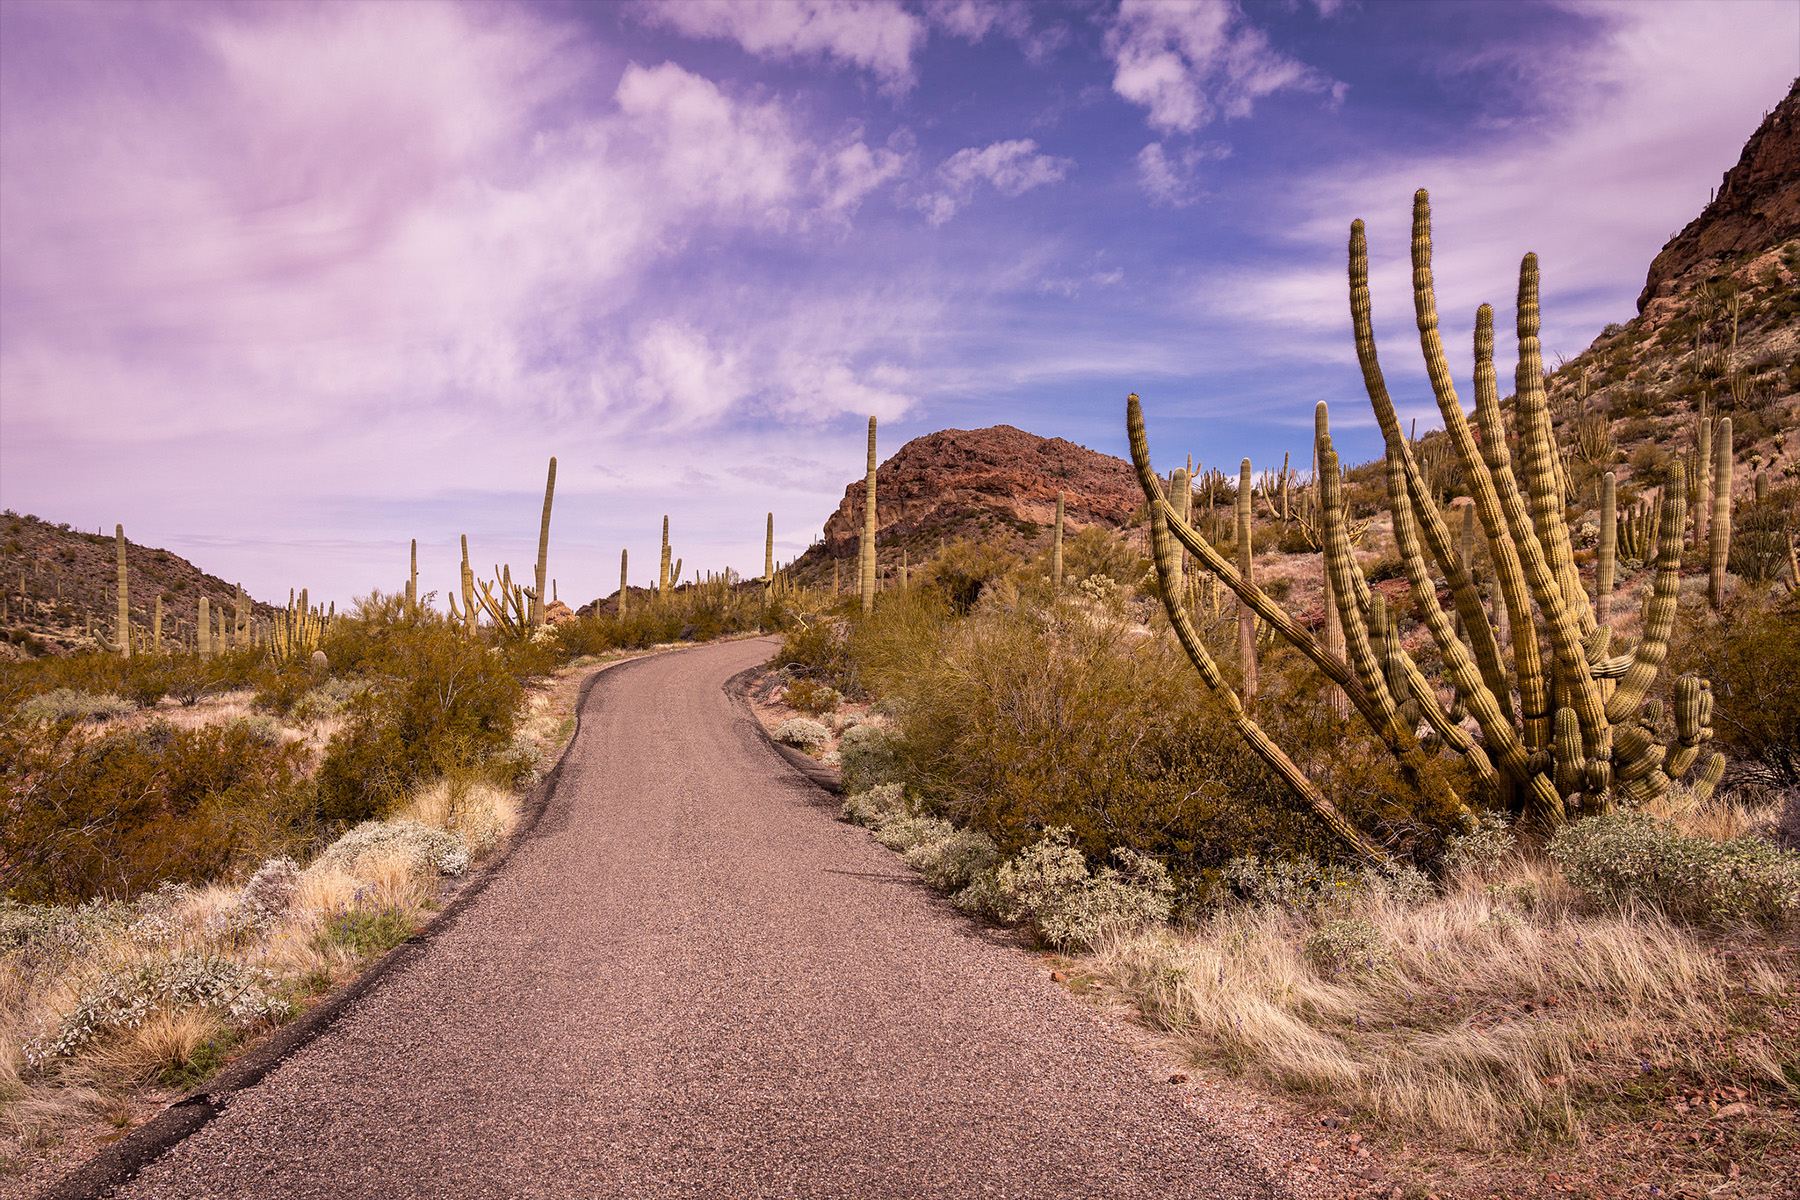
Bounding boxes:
[1140,445,1389,862]
[1236,459,1257,704]
[1605,464,1688,724]
[1709,418,1733,609]
[1597,472,1617,626]
[1354,200,1511,708]
[862,416,878,614]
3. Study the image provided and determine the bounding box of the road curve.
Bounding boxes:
[115,637,1282,1200]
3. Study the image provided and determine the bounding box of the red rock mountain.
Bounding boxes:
[792,425,1144,580]
[1638,77,1799,316]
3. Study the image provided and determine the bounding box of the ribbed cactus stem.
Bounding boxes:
[1694,397,1712,550]
[115,524,131,657]
[1597,471,1617,625]
[861,416,878,614]
[1553,708,1586,799]
[1237,458,1257,704]
[1709,418,1732,610]
[199,595,211,661]
[1754,471,1768,504]
[461,535,476,633]
[1318,407,1349,719]
[620,549,630,616]
[1051,490,1065,587]
[659,516,671,596]
[152,595,163,655]
[535,456,556,627]
[408,539,418,615]
[765,513,774,583]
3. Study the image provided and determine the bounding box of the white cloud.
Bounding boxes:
[811,135,914,215]
[1104,0,1335,134]
[921,0,1063,60]
[1135,140,1231,206]
[917,138,1073,224]
[632,0,924,93]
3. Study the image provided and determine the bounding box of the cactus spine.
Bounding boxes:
[1051,491,1065,587]
[1235,459,1257,703]
[861,416,878,614]
[1709,417,1732,610]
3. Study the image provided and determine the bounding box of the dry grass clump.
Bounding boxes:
[1093,851,1798,1149]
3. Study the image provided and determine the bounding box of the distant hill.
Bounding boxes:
[1,512,275,659]
[785,424,1146,587]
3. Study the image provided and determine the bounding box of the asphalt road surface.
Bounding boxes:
[115,637,1281,1200]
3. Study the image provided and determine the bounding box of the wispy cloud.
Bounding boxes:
[631,0,925,93]
[916,138,1074,224]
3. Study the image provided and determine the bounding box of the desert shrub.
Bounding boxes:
[915,538,1021,614]
[0,718,314,904]
[314,903,417,957]
[290,676,366,722]
[1442,811,1517,877]
[902,827,999,891]
[314,615,524,824]
[772,718,828,750]
[1668,590,1800,787]
[970,827,1174,950]
[1548,813,1800,927]
[312,818,470,878]
[784,677,842,714]
[838,723,900,793]
[17,688,135,724]
[1057,526,1145,588]
[1223,853,1432,911]
[873,814,957,854]
[1303,918,1393,975]
[842,782,908,827]
[778,616,853,689]
[235,857,301,925]
[1729,488,1796,583]
[24,955,291,1066]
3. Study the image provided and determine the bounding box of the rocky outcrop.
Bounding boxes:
[803,425,1144,571]
[1638,77,1800,315]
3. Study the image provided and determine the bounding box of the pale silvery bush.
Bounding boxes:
[237,857,301,923]
[1443,810,1516,877]
[842,782,907,828]
[312,819,470,878]
[773,718,829,750]
[19,688,135,724]
[1303,918,1394,975]
[1225,855,1359,910]
[873,815,957,854]
[24,955,291,1065]
[903,828,999,892]
[1549,813,1800,927]
[979,827,1174,951]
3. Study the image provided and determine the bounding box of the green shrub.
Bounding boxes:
[914,538,1020,614]
[838,723,899,793]
[313,904,417,957]
[842,782,908,827]
[784,677,842,714]
[902,827,999,891]
[1669,591,1800,787]
[1548,813,1800,927]
[18,688,135,724]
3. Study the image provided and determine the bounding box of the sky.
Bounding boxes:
[2,0,1795,610]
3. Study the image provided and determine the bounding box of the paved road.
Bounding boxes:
[117,637,1280,1199]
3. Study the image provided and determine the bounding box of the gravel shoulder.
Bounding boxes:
[104,636,1286,1200]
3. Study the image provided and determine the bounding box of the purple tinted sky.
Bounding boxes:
[2,0,1795,609]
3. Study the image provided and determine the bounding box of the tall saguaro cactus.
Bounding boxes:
[408,539,418,615]
[619,548,630,616]
[114,525,131,657]
[765,513,775,583]
[1051,491,1065,587]
[535,456,557,627]
[1235,460,1256,704]
[861,415,878,614]
[659,516,672,596]
[1127,191,1724,854]
[198,595,211,661]
[1710,418,1733,610]
[460,535,477,634]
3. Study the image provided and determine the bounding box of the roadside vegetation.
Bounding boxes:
[0,578,793,1178]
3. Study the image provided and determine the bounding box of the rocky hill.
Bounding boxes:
[785,425,1146,587]
[1,511,276,659]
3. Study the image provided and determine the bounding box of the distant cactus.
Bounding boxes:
[765,512,775,584]
[659,516,671,596]
[269,588,328,666]
[619,548,630,616]
[1051,491,1065,587]
[861,416,878,614]
[198,595,211,661]
[534,456,556,627]
[1710,417,1733,610]
[407,539,418,615]
[114,525,130,657]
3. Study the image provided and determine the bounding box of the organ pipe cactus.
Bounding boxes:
[114,525,130,657]
[1596,472,1617,625]
[535,457,556,627]
[861,416,878,614]
[269,588,328,666]
[1128,191,1727,853]
[1710,418,1732,610]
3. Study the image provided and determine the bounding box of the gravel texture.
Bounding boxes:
[113,637,1284,1199]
